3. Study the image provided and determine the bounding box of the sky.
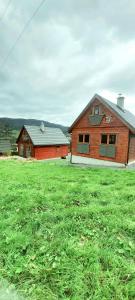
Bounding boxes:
[0,0,135,126]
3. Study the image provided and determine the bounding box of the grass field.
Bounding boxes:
[0,160,134,300]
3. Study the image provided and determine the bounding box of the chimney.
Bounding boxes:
[40,121,45,132]
[117,93,125,110]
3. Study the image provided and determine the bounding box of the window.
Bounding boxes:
[79,134,83,143]
[101,134,107,144]
[101,134,117,145]
[84,134,89,143]
[106,116,112,123]
[78,134,90,143]
[94,106,99,115]
[109,134,116,144]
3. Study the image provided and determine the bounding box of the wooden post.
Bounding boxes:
[70,136,72,164]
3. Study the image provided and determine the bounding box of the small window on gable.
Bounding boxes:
[101,134,107,144]
[79,134,83,143]
[109,134,116,144]
[84,134,89,143]
[94,106,99,115]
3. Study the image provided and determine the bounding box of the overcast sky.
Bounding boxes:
[0,0,135,126]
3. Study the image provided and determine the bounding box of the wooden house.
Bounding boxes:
[69,94,135,165]
[17,123,69,160]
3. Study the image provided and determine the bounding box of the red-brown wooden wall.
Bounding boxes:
[34,145,68,160]
[18,128,68,160]
[71,98,131,164]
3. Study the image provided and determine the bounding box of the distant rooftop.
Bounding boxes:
[0,139,11,153]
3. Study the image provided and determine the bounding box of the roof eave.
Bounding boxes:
[24,125,35,145]
[33,143,69,147]
[69,93,98,132]
[16,125,25,143]
[98,95,135,133]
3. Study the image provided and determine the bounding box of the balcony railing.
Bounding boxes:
[89,114,104,125]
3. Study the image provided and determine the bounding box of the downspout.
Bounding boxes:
[70,134,72,164]
[126,132,130,166]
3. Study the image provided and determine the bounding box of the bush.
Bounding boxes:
[4,151,12,156]
[11,151,18,156]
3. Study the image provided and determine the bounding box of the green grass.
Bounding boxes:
[0,160,135,300]
[12,129,19,137]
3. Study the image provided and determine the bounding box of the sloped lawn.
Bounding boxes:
[0,160,134,299]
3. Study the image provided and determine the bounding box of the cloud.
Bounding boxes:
[0,0,135,125]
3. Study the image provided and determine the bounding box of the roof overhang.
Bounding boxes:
[34,143,69,147]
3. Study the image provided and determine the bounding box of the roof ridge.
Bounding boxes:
[24,125,62,130]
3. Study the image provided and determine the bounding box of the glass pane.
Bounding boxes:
[94,106,99,115]
[109,135,116,144]
[101,134,107,144]
[85,134,89,143]
[79,134,83,143]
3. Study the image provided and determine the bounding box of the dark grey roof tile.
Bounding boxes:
[24,126,69,146]
[0,139,11,152]
[97,94,135,131]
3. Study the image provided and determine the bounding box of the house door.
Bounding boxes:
[26,145,31,158]
[20,144,25,157]
[128,136,135,162]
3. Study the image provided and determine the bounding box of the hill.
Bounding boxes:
[0,160,134,300]
[0,117,69,134]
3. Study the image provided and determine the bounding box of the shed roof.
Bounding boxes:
[0,139,11,153]
[24,125,69,146]
[69,94,135,132]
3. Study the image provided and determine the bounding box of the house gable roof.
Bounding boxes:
[69,94,135,133]
[18,125,69,146]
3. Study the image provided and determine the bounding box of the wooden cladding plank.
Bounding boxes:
[99,145,116,158]
[77,144,89,154]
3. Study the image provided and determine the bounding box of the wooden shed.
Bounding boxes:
[17,123,69,160]
[69,94,135,165]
